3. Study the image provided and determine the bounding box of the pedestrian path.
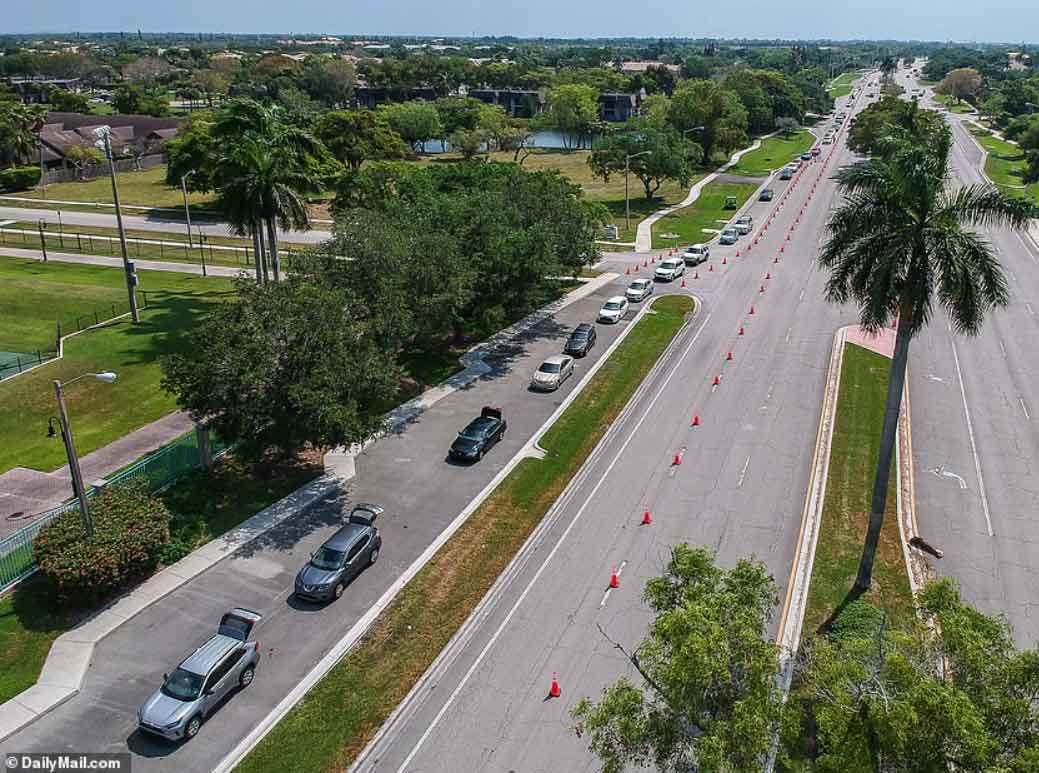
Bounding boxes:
[0,246,242,277]
[0,411,194,536]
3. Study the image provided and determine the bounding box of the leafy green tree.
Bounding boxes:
[162,279,400,461]
[315,109,408,170]
[820,119,1035,589]
[572,545,784,773]
[536,83,599,149]
[433,96,484,136]
[377,100,442,152]
[64,144,104,179]
[588,126,697,200]
[192,69,230,108]
[112,83,169,116]
[1020,117,1039,184]
[299,57,355,107]
[448,128,486,161]
[49,89,90,113]
[668,79,748,164]
[164,112,217,191]
[846,96,944,156]
[795,581,1039,770]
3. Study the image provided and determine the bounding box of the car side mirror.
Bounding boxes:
[163,672,168,682]
[205,688,215,696]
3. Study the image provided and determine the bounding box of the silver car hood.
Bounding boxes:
[297,564,342,587]
[532,372,559,384]
[141,689,194,727]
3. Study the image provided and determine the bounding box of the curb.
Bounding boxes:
[0,273,620,744]
[212,292,692,773]
[0,473,337,743]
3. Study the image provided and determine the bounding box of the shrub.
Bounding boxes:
[35,479,171,606]
[828,599,887,644]
[0,165,41,192]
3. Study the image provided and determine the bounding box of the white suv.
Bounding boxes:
[682,244,710,265]
[654,258,685,282]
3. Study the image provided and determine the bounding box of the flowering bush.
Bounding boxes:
[35,479,171,606]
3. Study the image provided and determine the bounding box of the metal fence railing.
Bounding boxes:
[0,349,56,380]
[55,292,153,344]
[0,427,230,592]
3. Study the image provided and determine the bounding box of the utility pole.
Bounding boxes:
[181,171,194,248]
[94,126,139,323]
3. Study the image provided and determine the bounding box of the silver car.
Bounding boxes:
[719,227,740,245]
[530,354,574,391]
[138,609,261,742]
[626,279,654,302]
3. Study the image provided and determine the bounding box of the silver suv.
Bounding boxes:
[138,608,262,741]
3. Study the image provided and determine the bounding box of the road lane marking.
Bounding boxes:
[1020,398,1031,420]
[737,455,751,488]
[931,464,968,490]
[949,338,995,537]
[1025,302,1035,316]
[1000,340,1008,359]
[394,311,714,772]
[599,560,628,608]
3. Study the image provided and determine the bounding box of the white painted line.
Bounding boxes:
[949,338,995,537]
[1025,302,1035,316]
[737,456,751,488]
[393,311,714,773]
[1000,340,1008,359]
[1020,398,1030,420]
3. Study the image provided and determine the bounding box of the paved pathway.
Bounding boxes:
[1,247,243,277]
[0,411,194,537]
[633,133,776,253]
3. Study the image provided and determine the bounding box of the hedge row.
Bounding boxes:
[35,479,171,606]
[0,165,41,192]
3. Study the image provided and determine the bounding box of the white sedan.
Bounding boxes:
[597,296,630,324]
[530,355,575,392]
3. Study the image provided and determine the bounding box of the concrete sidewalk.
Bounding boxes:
[0,246,243,277]
[0,411,195,537]
[633,132,777,253]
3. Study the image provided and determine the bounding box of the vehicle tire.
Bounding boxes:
[476,449,483,461]
[369,547,380,566]
[498,429,505,441]
[333,582,345,600]
[184,715,202,740]
[239,666,255,689]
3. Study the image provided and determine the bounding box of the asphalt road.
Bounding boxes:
[0,279,639,770]
[897,64,1039,647]
[0,205,331,244]
[354,85,872,772]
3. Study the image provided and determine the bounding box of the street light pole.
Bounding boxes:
[624,150,651,232]
[181,171,195,249]
[50,372,117,538]
[94,127,139,324]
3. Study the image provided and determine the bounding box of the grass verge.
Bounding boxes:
[650,182,759,249]
[801,342,914,637]
[0,453,321,704]
[974,134,1039,202]
[827,72,858,99]
[729,130,815,178]
[235,294,696,773]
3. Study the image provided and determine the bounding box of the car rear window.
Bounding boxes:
[604,301,622,310]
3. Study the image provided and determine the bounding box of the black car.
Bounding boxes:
[800,152,813,161]
[449,407,507,463]
[759,188,774,202]
[564,323,597,357]
[294,505,383,602]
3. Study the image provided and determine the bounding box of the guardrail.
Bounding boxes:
[0,427,229,592]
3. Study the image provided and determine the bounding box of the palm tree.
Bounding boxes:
[211,101,322,282]
[820,120,1036,590]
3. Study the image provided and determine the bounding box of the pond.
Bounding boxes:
[421,129,598,154]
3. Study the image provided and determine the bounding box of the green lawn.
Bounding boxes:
[828,71,858,99]
[975,134,1039,201]
[26,165,216,210]
[236,294,697,773]
[0,453,321,704]
[729,131,815,178]
[651,182,760,249]
[933,93,975,114]
[0,256,233,474]
[801,343,914,637]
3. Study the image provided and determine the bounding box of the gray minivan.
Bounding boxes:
[138,608,262,742]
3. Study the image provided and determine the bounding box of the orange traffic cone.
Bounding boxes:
[549,672,561,698]
[738,326,745,336]
[609,568,620,588]
[680,277,686,287]
[726,351,734,361]
[749,304,756,315]
[691,414,700,426]
[712,374,721,386]
[642,509,652,525]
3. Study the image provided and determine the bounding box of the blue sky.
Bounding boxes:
[5,0,1037,43]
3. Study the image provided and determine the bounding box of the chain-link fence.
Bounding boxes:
[0,426,230,592]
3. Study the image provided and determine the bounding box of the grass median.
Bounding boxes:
[973,133,1039,202]
[729,131,815,178]
[235,293,697,773]
[650,181,759,249]
[827,72,858,99]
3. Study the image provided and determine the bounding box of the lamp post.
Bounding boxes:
[50,371,118,538]
[94,126,139,323]
[624,150,651,232]
[181,170,195,248]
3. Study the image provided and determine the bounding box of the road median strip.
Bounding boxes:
[229,294,697,773]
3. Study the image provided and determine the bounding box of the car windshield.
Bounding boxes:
[630,281,648,289]
[603,301,623,310]
[538,362,562,374]
[161,668,204,702]
[459,419,493,440]
[311,546,345,570]
[661,261,679,269]
[569,332,587,342]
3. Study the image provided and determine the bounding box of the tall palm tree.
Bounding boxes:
[820,120,1036,590]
